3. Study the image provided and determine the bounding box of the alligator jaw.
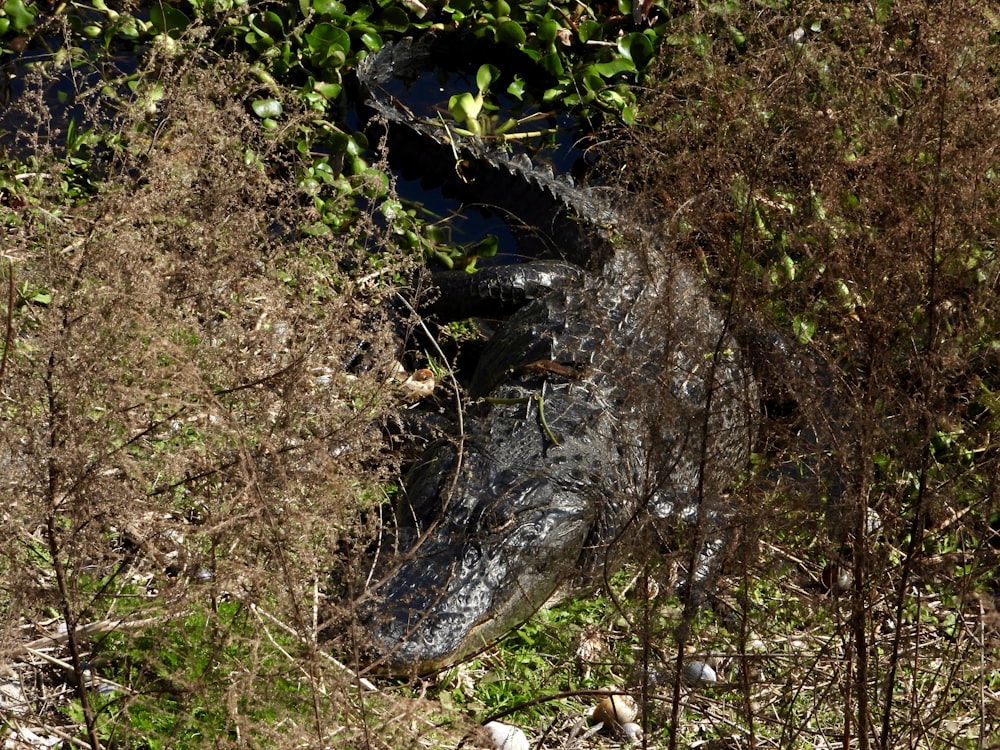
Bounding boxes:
[362,452,596,675]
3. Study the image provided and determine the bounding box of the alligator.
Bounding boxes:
[356,35,760,676]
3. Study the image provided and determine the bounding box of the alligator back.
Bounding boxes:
[357,36,759,675]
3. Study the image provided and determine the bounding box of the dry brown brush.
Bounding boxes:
[0,51,427,748]
[601,2,1000,748]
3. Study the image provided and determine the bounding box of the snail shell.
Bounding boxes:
[620,722,644,743]
[682,661,717,688]
[591,694,638,726]
[483,721,529,750]
[399,368,436,401]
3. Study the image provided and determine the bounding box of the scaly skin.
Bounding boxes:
[358,36,759,675]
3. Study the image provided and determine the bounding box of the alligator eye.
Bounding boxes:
[463,543,482,567]
[481,507,515,533]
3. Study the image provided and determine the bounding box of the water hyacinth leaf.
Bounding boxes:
[497,19,526,46]
[592,57,635,78]
[729,25,746,50]
[506,76,525,100]
[313,81,341,99]
[468,235,498,260]
[327,131,365,157]
[577,19,602,43]
[540,46,564,77]
[537,18,559,44]
[581,67,604,94]
[305,25,349,68]
[347,131,366,155]
[476,64,498,93]
[117,16,139,38]
[310,0,344,17]
[599,87,636,117]
[380,6,410,31]
[246,12,283,51]
[357,29,382,51]
[492,117,517,135]
[252,98,283,118]
[542,84,568,103]
[327,131,353,154]
[250,11,284,39]
[302,90,328,110]
[425,224,449,246]
[793,315,816,344]
[448,92,483,133]
[3,0,35,33]
[347,4,373,22]
[619,31,655,69]
[431,248,455,268]
[149,2,191,36]
[306,22,350,54]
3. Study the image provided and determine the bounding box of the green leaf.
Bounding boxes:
[313,81,341,99]
[305,22,350,53]
[729,25,746,49]
[448,92,483,130]
[497,19,526,46]
[792,315,816,344]
[3,0,36,33]
[619,31,655,69]
[312,0,344,16]
[577,20,602,43]
[251,98,283,118]
[248,11,283,42]
[149,2,190,36]
[380,6,410,31]
[592,58,635,78]
[506,76,525,101]
[476,63,498,93]
[540,46,564,77]
[537,18,559,44]
[327,131,353,153]
[358,30,382,51]
[468,235,498,259]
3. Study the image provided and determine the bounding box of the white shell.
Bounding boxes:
[484,721,529,750]
[821,563,852,595]
[682,661,717,687]
[591,694,638,726]
[866,507,882,535]
[621,722,644,743]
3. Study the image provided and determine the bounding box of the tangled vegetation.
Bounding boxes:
[0,0,998,748]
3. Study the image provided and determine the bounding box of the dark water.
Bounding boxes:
[0,4,145,157]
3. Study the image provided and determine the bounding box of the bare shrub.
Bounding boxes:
[0,49,423,747]
[600,2,1000,747]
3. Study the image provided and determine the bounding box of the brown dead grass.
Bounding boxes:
[0,50,432,748]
